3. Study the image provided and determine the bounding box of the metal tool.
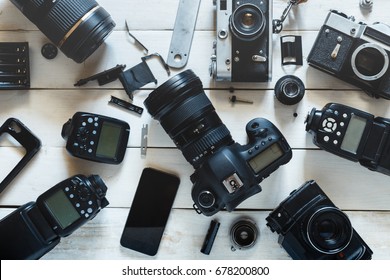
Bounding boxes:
[141,124,148,156]
[167,0,201,68]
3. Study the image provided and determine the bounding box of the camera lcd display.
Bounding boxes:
[248,143,284,173]
[96,121,122,159]
[43,189,80,229]
[120,168,180,256]
[340,114,367,154]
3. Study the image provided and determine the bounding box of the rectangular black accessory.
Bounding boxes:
[120,168,180,256]
[61,112,130,164]
[0,42,30,89]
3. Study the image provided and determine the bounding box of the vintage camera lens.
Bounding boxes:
[230,219,259,250]
[306,207,353,254]
[10,0,115,63]
[274,75,305,105]
[351,43,389,81]
[230,4,266,40]
[144,70,234,169]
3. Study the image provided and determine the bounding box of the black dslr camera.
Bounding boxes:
[144,70,292,216]
[266,180,373,260]
[308,10,390,99]
[209,0,272,82]
[305,103,390,176]
[0,174,109,259]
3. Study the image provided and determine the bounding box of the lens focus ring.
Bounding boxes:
[182,125,233,167]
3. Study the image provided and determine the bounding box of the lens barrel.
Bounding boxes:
[144,70,234,169]
[10,0,115,63]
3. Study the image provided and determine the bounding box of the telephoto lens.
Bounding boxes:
[10,0,116,63]
[144,69,234,169]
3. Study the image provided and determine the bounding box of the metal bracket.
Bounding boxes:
[141,124,148,156]
[167,0,201,68]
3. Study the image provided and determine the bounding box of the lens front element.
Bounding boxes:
[307,207,353,254]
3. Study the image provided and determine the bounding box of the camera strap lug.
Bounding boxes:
[273,0,308,34]
[167,0,201,68]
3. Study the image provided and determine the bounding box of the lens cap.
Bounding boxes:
[274,75,305,105]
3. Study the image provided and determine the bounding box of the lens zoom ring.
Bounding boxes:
[161,93,212,131]
[47,0,98,42]
[183,125,232,165]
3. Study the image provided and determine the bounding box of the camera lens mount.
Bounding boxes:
[230,218,259,251]
[306,207,353,254]
[230,4,266,41]
[351,43,389,81]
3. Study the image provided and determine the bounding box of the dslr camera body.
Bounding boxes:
[191,117,292,216]
[0,174,109,259]
[308,10,390,99]
[266,180,373,260]
[144,70,292,216]
[210,0,272,82]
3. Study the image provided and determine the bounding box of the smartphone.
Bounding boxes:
[120,167,180,256]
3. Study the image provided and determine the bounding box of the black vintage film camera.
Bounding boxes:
[0,174,109,259]
[144,70,292,216]
[266,180,373,260]
[305,102,390,176]
[308,10,390,99]
[209,0,272,82]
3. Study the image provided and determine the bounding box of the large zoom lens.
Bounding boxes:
[10,0,116,63]
[144,70,233,169]
[306,207,353,254]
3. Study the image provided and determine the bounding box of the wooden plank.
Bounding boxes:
[0,208,387,260]
[0,88,388,148]
[0,148,389,211]
[0,29,371,90]
[1,0,389,31]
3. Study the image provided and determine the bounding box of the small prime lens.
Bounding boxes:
[10,0,115,63]
[307,207,353,254]
[230,218,259,250]
[274,75,305,105]
[144,70,234,169]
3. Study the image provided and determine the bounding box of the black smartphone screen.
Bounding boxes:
[120,167,180,256]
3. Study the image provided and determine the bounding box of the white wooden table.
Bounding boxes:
[0,0,390,260]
